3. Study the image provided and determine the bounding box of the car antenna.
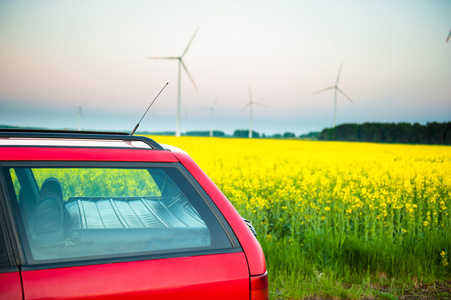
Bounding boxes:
[131,82,169,135]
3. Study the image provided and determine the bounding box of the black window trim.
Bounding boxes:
[20,247,243,271]
[0,175,22,272]
[0,161,242,270]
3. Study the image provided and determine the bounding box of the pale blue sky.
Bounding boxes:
[1,0,450,135]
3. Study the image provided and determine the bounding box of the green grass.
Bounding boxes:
[258,231,451,299]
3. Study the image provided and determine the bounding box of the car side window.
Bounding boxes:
[8,165,234,264]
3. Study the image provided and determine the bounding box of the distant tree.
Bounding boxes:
[444,123,451,145]
[334,124,359,141]
[360,123,381,142]
[414,123,426,143]
[426,122,449,144]
[233,129,260,138]
[283,132,296,138]
[251,131,260,138]
[299,132,319,139]
[185,131,225,137]
[185,131,209,137]
[233,130,247,138]
[317,122,451,145]
[317,128,331,140]
[212,130,226,137]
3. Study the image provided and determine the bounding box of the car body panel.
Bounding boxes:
[22,253,249,300]
[0,147,178,162]
[0,271,23,299]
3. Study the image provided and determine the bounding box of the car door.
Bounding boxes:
[4,163,250,299]
[21,252,249,299]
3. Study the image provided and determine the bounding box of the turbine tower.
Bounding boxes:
[182,104,197,129]
[312,63,354,127]
[147,29,199,137]
[202,97,218,137]
[73,101,87,131]
[241,86,266,138]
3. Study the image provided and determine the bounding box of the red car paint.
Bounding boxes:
[21,253,249,300]
[0,272,22,299]
[0,147,179,162]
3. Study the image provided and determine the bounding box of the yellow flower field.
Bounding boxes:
[152,136,451,245]
[14,135,448,297]
[153,136,451,298]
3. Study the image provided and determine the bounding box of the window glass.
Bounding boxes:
[9,169,20,200]
[9,166,232,263]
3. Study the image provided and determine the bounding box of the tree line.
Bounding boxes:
[3,123,450,144]
[318,122,451,145]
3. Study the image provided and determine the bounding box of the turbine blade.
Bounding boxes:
[248,86,253,102]
[146,56,179,60]
[336,63,343,85]
[240,102,251,112]
[447,28,451,43]
[312,86,334,95]
[213,97,219,107]
[182,28,199,57]
[337,87,354,103]
[180,60,198,91]
[253,101,267,108]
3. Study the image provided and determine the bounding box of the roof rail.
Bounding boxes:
[0,129,164,150]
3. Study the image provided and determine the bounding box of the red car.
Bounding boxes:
[0,129,268,300]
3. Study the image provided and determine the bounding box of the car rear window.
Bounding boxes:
[5,163,237,264]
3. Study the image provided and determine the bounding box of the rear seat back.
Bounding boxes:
[65,196,206,230]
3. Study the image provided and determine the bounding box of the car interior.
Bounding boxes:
[8,166,219,262]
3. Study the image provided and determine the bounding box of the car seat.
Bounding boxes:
[30,177,66,245]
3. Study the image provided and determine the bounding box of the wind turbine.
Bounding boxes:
[147,29,199,137]
[181,104,197,129]
[202,97,219,137]
[73,101,87,131]
[182,104,191,117]
[241,86,266,138]
[312,63,354,128]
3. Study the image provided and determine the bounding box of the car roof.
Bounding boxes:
[0,129,179,162]
[0,129,164,150]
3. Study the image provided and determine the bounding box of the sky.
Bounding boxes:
[1,0,450,136]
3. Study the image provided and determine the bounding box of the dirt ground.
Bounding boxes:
[391,281,451,300]
[277,281,451,300]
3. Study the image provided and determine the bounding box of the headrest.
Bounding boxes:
[40,177,63,200]
[32,177,65,241]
